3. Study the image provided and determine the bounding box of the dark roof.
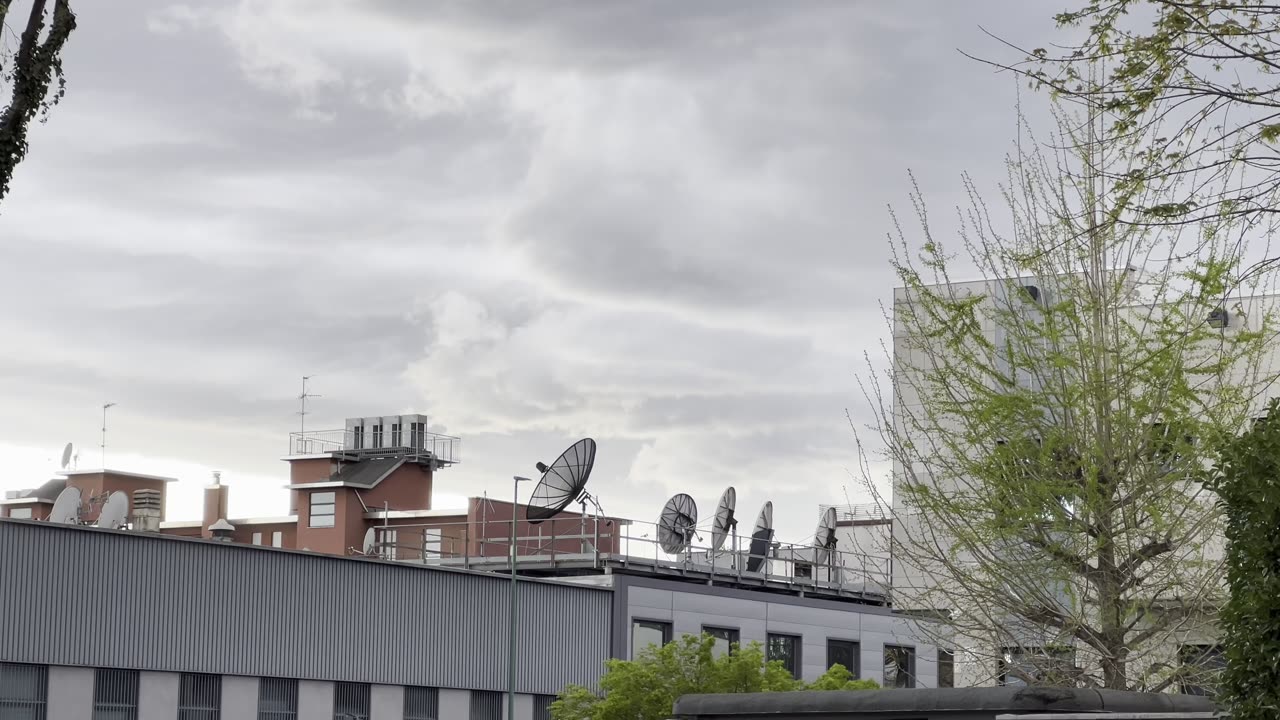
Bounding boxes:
[672,688,1215,719]
[328,456,405,488]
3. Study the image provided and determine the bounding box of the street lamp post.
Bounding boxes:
[509,475,531,720]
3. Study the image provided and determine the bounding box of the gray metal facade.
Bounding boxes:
[0,519,610,695]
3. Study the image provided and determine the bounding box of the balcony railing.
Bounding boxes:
[362,516,891,599]
[289,428,461,465]
[819,503,891,523]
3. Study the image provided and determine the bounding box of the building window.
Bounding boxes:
[403,687,438,720]
[938,649,955,688]
[271,531,283,548]
[178,673,221,720]
[533,695,555,720]
[334,682,370,720]
[7,508,32,519]
[251,532,263,546]
[631,620,672,657]
[469,690,502,720]
[767,634,801,679]
[371,425,383,448]
[352,425,365,450]
[257,678,297,720]
[999,646,1074,687]
[883,645,916,688]
[704,626,740,658]
[826,639,860,677]
[309,492,336,528]
[391,423,403,447]
[93,668,139,720]
[410,422,426,449]
[1179,644,1226,696]
[0,662,48,718]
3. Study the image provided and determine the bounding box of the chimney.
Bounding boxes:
[202,471,230,539]
[132,489,162,532]
[208,518,235,542]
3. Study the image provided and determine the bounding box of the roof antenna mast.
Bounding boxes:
[298,375,320,435]
[100,402,116,469]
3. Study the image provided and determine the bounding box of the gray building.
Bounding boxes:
[0,518,941,720]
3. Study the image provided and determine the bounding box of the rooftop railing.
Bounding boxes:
[288,428,461,465]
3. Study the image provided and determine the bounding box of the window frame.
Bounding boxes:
[371,424,383,448]
[703,626,740,657]
[177,673,221,720]
[333,681,370,720]
[883,644,916,688]
[1178,644,1225,697]
[257,677,298,720]
[309,492,336,528]
[767,633,802,679]
[826,638,860,677]
[251,532,263,546]
[403,686,439,720]
[630,619,672,657]
[92,668,140,720]
[7,507,32,519]
[469,690,503,720]
[390,423,402,447]
[998,645,1074,687]
[532,695,556,720]
[352,425,365,450]
[0,662,48,718]
[937,648,955,688]
[271,531,283,548]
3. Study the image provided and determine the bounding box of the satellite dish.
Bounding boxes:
[710,486,737,552]
[746,501,774,573]
[48,487,81,524]
[96,491,129,530]
[657,493,698,554]
[362,528,377,556]
[527,438,597,524]
[59,442,73,470]
[814,506,838,563]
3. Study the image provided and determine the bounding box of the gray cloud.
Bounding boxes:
[0,0,1061,541]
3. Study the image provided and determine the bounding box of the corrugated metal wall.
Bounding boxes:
[0,521,610,694]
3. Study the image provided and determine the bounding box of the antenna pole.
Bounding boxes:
[298,375,320,435]
[100,402,116,468]
[509,475,531,720]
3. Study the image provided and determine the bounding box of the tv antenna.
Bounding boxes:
[746,501,774,573]
[59,442,74,470]
[297,376,320,435]
[96,491,129,530]
[814,505,839,567]
[48,487,82,524]
[657,493,698,555]
[710,486,737,554]
[100,402,116,468]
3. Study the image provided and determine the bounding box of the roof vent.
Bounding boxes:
[1208,307,1230,329]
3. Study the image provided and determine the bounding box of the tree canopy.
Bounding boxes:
[1,0,76,205]
[550,634,876,720]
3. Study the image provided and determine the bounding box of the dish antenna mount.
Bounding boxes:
[657,493,698,555]
[746,501,774,573]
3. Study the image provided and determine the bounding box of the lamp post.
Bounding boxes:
[509,475,531,720]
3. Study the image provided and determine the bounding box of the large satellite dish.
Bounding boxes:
[59,442,74,470]
[362,527,377,556]
[746,501,774,573]
[814,506,838,564]
[527,438,596,524]
[48,487,81,524]
[710,486,737,552]
[96,491,129,530]
[657,493,698,554]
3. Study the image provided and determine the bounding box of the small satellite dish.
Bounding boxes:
[527,438,597,524]
[48,487,81,524]
[710,486,737,552]
[657,493,698,554]
[814,506,838,563]
[96,491,129,530]
[746,501,774,573]
[362,528,377,556]
[59,442,73,470]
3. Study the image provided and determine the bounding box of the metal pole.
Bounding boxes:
[100,402,116,468]
[509,476,530,720]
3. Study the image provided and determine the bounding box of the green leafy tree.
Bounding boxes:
[1209,397,1280,718]
[1,0,77,204]
[550,634,876,720]
[855,104,1280,690]
[1001,2,1280,253]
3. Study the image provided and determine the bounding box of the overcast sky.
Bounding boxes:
[0,0,1061,545]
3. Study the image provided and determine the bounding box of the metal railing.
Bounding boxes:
[364,516,892,598]
[289,428,461,465]
[819,503,891,523]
